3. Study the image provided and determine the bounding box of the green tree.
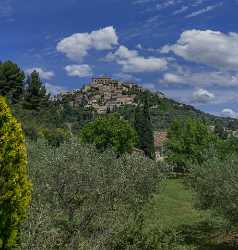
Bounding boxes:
[0,61,25,103]
[134,92,155,159]
[0,97,31,249]
[43,127,70,147]
[214,123,227,139]
[189,153,238,224]
[20,140,162,249]
[80,113,137,156]
[166,118,216,171]
[23,70,49,110]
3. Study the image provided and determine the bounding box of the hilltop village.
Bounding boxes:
[57,77,167,160]
[58,76,165,114]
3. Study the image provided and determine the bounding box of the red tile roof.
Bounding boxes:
[154,131,168,149]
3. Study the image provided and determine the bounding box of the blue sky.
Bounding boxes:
[1,0,238,118]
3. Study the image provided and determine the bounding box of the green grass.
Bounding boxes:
[144,178,209,229]
[143,178,236,250]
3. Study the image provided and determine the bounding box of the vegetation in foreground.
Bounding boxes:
[0,97,31,249]
[1,59,238,249]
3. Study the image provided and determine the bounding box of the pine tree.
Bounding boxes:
[134,92,155,159]
[23,70,50,110]
[0,61,25,103]
[0,97,31,249]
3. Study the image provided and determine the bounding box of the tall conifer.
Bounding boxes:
[134,92,155,159]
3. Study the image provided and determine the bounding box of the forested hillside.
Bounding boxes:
[1,60,237,143]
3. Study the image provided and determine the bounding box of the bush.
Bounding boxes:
[189,153,238,224]
[0,97,31,249]
[42,127,70,147]
[20,140,162,249]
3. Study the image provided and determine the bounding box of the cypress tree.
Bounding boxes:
[134,92,155,159]
[23,70,49,110]
[0,61,25,103]
[0,97,32,249]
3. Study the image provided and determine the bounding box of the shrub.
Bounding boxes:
[20,140,162,249]
[42,127,70,147]
[189,153,238,224]
[0,97,31,249]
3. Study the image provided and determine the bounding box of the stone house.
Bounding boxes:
[154,131,168,161]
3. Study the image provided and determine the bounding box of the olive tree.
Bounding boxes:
[21,140,163,249]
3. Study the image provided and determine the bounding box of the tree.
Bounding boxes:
[20,140,162,249]
[23,70,49,110]
[0,61,25,103]
[214,123,227,139]
[80,113,137,156]
[166,117,216,171]
[134,92,155,159]
[189,153,238,224]
[0,97,31,249]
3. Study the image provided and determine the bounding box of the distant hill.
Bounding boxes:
[57,76,238,131]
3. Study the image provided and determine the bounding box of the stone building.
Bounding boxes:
[154,131,168,161]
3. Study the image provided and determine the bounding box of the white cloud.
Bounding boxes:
[45,83,67,96]
[161,30,238,70]
[106,45,167,73]
[65,64,92,77]
[57,26,118,61]
[173,5,189,15]
[113,72,141,82]
[156,0,176,10]
[186,3,223,18]
[25,67,55,80]
[162,72,184,84]
[222,108,238,118]
[161,69,238,87]
[192,88,215,103]
[186,3,222,18]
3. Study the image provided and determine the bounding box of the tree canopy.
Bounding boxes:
[80,113,138,156]
[23,70,49,110]
[0,61,25,103]
[166,117,217,171]
[134,92,155,159]
[0,97,31,249]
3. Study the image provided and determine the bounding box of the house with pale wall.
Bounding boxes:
[154,131,168,161]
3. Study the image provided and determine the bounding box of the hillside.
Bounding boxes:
[56,76,238,131]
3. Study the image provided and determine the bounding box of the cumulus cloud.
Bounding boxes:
[45,83,67,96]
[106,45,167,73]
[161,69,238,87]
[113,72,141,82]
[192,88,215,103]
[25,67,55,80]
[222,108,238,118]
[57,26,118,61]
[65,64,92,77]
[161,30,238,70]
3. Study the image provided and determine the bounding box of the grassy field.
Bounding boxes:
[143,178,236,250]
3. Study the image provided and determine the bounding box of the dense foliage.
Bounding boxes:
[0,61,25,104]
[0,97,31,249]
[134,92,155,159]
[189,152,238,224]
[80,113,138,155]
[20,140,162,249]
[166,118,217,171]
[23,70,50,110]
